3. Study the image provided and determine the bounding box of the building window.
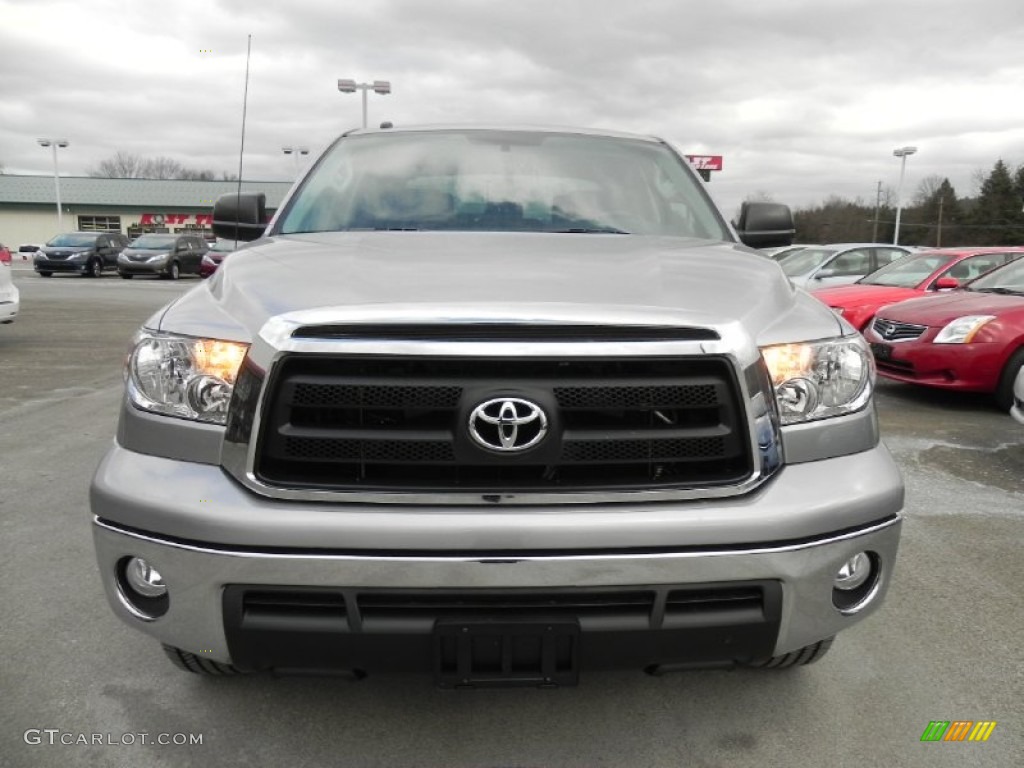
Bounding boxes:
[78,215,122,232]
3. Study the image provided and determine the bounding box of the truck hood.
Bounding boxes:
[874,289,1024,326]
[156,231,842,347]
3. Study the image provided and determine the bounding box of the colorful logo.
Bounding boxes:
[920,721,997,742]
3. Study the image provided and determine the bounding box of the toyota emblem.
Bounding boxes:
[468,398,548,452]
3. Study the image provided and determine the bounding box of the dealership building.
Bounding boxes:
[0,175,293,250]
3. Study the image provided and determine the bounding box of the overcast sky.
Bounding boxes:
[2,0,1023,216]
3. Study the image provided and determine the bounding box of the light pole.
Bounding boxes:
[892,146,917,245]
[337,79,391,129]
[282,146,310,176]
[37,138,69,230]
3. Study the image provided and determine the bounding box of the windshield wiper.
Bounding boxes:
[551,227,630,235]
[970,287,1024,295]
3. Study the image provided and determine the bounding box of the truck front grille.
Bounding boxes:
[255,355,752,492]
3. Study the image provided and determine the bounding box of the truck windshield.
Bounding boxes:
[277,130,730,240]
[129,235,178,249]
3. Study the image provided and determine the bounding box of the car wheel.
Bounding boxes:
[995,347,1024,411]
[744,636,834,669]
[162,644,245,676]
[120,273,133,279]
[88,259,103,278]
[38,271,53,277]
[169,261,180,280]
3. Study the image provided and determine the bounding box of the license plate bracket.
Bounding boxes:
[433,620,580,688]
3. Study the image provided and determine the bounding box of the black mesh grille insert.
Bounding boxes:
[292,383,462,409]
[562,437,727,463]
[556,384,719,409]
[255,355,752,492]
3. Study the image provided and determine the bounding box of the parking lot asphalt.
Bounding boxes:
[1,269,1021,768]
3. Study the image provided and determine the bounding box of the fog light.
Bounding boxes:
[832,551,880,614]
[833,552,871,591]
[116,556,170,620]
[125,557,166,597]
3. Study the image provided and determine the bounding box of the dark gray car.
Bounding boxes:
[117,234,209,279]
[34,231,130,277]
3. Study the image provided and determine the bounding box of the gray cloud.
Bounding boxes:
[2,0,1022,217]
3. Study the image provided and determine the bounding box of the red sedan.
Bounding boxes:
[864,256,1024,408]
[198,238,238,278]
[812,247,1024,331]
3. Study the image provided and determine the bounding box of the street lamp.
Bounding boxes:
[337,79,391,129]
[892,145,917,245]
[282,146,310,176]
[37,138,69,230]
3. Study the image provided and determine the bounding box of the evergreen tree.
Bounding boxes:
[971,160,1024,245]
[917,179,961,246]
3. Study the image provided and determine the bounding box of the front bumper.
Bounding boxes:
[91,443,903,676]
[34,259,89,274]
[865,327,1003,392]
[118,261,169,276]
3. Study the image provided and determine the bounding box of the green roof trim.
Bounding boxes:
[0,175,294,207]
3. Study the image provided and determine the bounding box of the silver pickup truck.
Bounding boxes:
[90,125,903,686]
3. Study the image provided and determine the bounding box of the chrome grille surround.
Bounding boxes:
[219,311,784,505]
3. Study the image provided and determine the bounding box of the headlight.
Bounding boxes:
[761,336,874,425]
[147,253,170,264]
[126,331,249,424]
[933,315,995,344]
[69,251,89,261]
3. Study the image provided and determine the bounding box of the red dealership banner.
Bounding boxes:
[684,155,723,171]
[139,213,213,226]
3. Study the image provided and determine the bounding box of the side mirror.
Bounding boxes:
[213,192,267,242]
[733,202,796,248]
[933,276,960,290]
[814,269,836,280]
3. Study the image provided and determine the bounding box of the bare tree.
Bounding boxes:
[144,156,186,180]
[87,151,228,181]
[88,151,149,178]
[913,175,946,206]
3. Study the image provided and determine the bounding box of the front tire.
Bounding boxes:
[995,348,1024,411]
[162,644,245,676]
[120,273,133,279]
[167,261,181,280]
[38,271,53,277]
[88,259,103,278]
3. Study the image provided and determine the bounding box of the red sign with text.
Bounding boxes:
[684,155,723,171]
[139,213,213,226]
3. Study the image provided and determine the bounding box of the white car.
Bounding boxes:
[16,244,45,262]
[0,256,19,324]
[779,243,912,289]
[1011,367,1024,425]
